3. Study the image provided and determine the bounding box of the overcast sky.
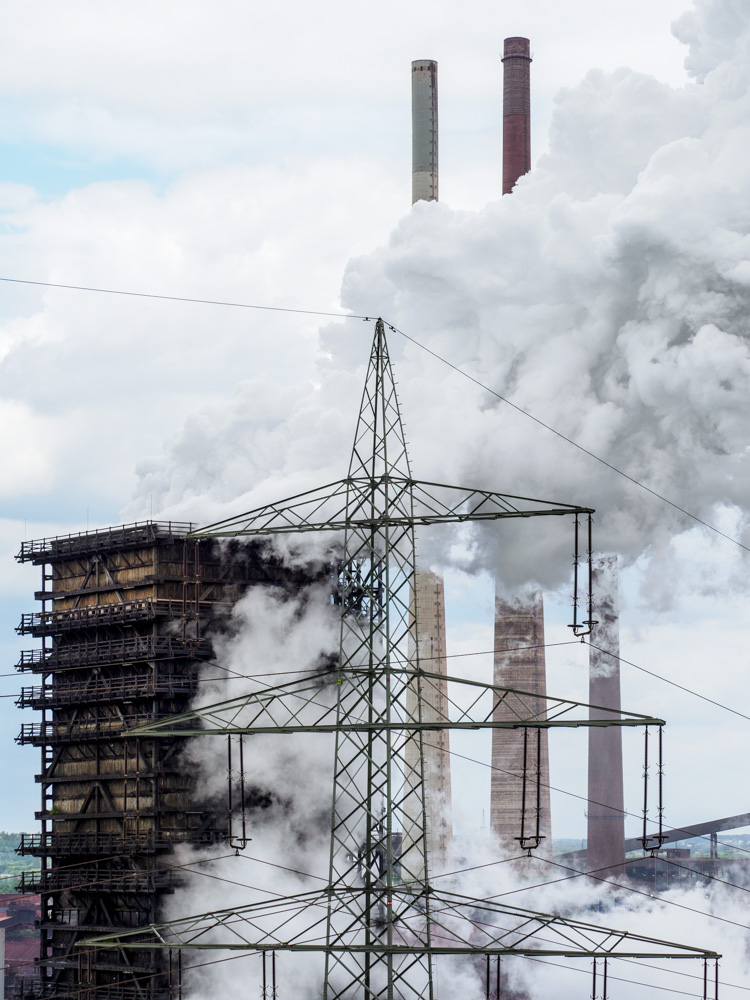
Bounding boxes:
[1,0,747,852]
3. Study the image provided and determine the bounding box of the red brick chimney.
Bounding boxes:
[502,37,532,194]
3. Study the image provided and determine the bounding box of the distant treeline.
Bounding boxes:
[0,832,40,892]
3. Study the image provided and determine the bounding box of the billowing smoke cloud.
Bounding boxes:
[127,0,750,598]
[166,582,339,1000]
[185,580,339,836]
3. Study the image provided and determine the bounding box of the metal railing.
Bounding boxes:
[17,521,195,563]
[17,673,199,709]
[17,714,155,745]
[16,635,213,671]
[14,978,171,1000]
[17,829,223,857]
[17,600,188,636]
[19,867,177,894]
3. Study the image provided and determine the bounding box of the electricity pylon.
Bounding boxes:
[83,319,718,996]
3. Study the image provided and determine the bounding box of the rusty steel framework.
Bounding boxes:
[14,523,219,1000]
[14,524,316,1000]
[82,319,718,997]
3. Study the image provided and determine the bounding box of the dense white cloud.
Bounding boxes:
[0,156,400,829]
[673,0,749,80]
[133,0,750,597]
[0,158,401,518]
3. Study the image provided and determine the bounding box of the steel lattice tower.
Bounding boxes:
[325,321,433,999]
[83,319,719,998]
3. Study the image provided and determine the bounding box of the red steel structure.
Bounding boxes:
[502,36,532,194]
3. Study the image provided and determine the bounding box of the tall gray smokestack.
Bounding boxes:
[491,592,551,852]
[587,556,625,874]
[412,60,438,204]
[406,571,453,874]
[502,37,532,195]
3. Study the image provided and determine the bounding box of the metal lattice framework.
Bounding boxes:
[123,669,662,737]
[82,320,718,996]
[79,888,717,959]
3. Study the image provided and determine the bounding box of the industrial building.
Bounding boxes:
[2,894,41,997]
[13,523,309,1000]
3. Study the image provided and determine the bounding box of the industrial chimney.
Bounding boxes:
[491,38,549,855]
[502,37,532,194]
[491,592,551,852]
[405,571,453,874]
[412,60,438,203]
[587,556,626,873]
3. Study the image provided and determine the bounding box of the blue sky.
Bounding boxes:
[0,140,158,198]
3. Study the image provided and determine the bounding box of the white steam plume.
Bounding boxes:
[169,580,338,1000]
[126,0,750,599]
[168,575,750,1000]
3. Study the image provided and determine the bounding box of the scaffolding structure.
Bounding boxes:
[14,525,308,1000]
[81,319,718,998]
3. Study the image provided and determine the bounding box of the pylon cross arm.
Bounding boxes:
[79,886,719,961]
[188,477,593,539]
[124,668,664,737]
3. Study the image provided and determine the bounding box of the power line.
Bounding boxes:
[423,740,750,859]
[2,943,274,995]
[385,320,750,556]
[178,812,749,938]
[3,903,731,1000]
[1,275,743,555]
[0,286,750,984]
[535,854,750,932]
[1,852,238,892]
[233,852,328,883]
[147,852,738,979]
[5,846,733,992]
[656,854,750,894]
[522,955,717,998]
[9,940,733,1000]
[0,276,369,321]
[0,639,575,681]
[422,841,748,935]
[4,634,747,859]
[586,639,750,723]
[5,636,746,855]
[169,850,750,944]
[617,956,749,995]
[6,636,748,728]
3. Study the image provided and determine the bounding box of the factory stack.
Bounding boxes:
[411,60,439,204]
[587,556,626,873]
[502,36,532,194]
